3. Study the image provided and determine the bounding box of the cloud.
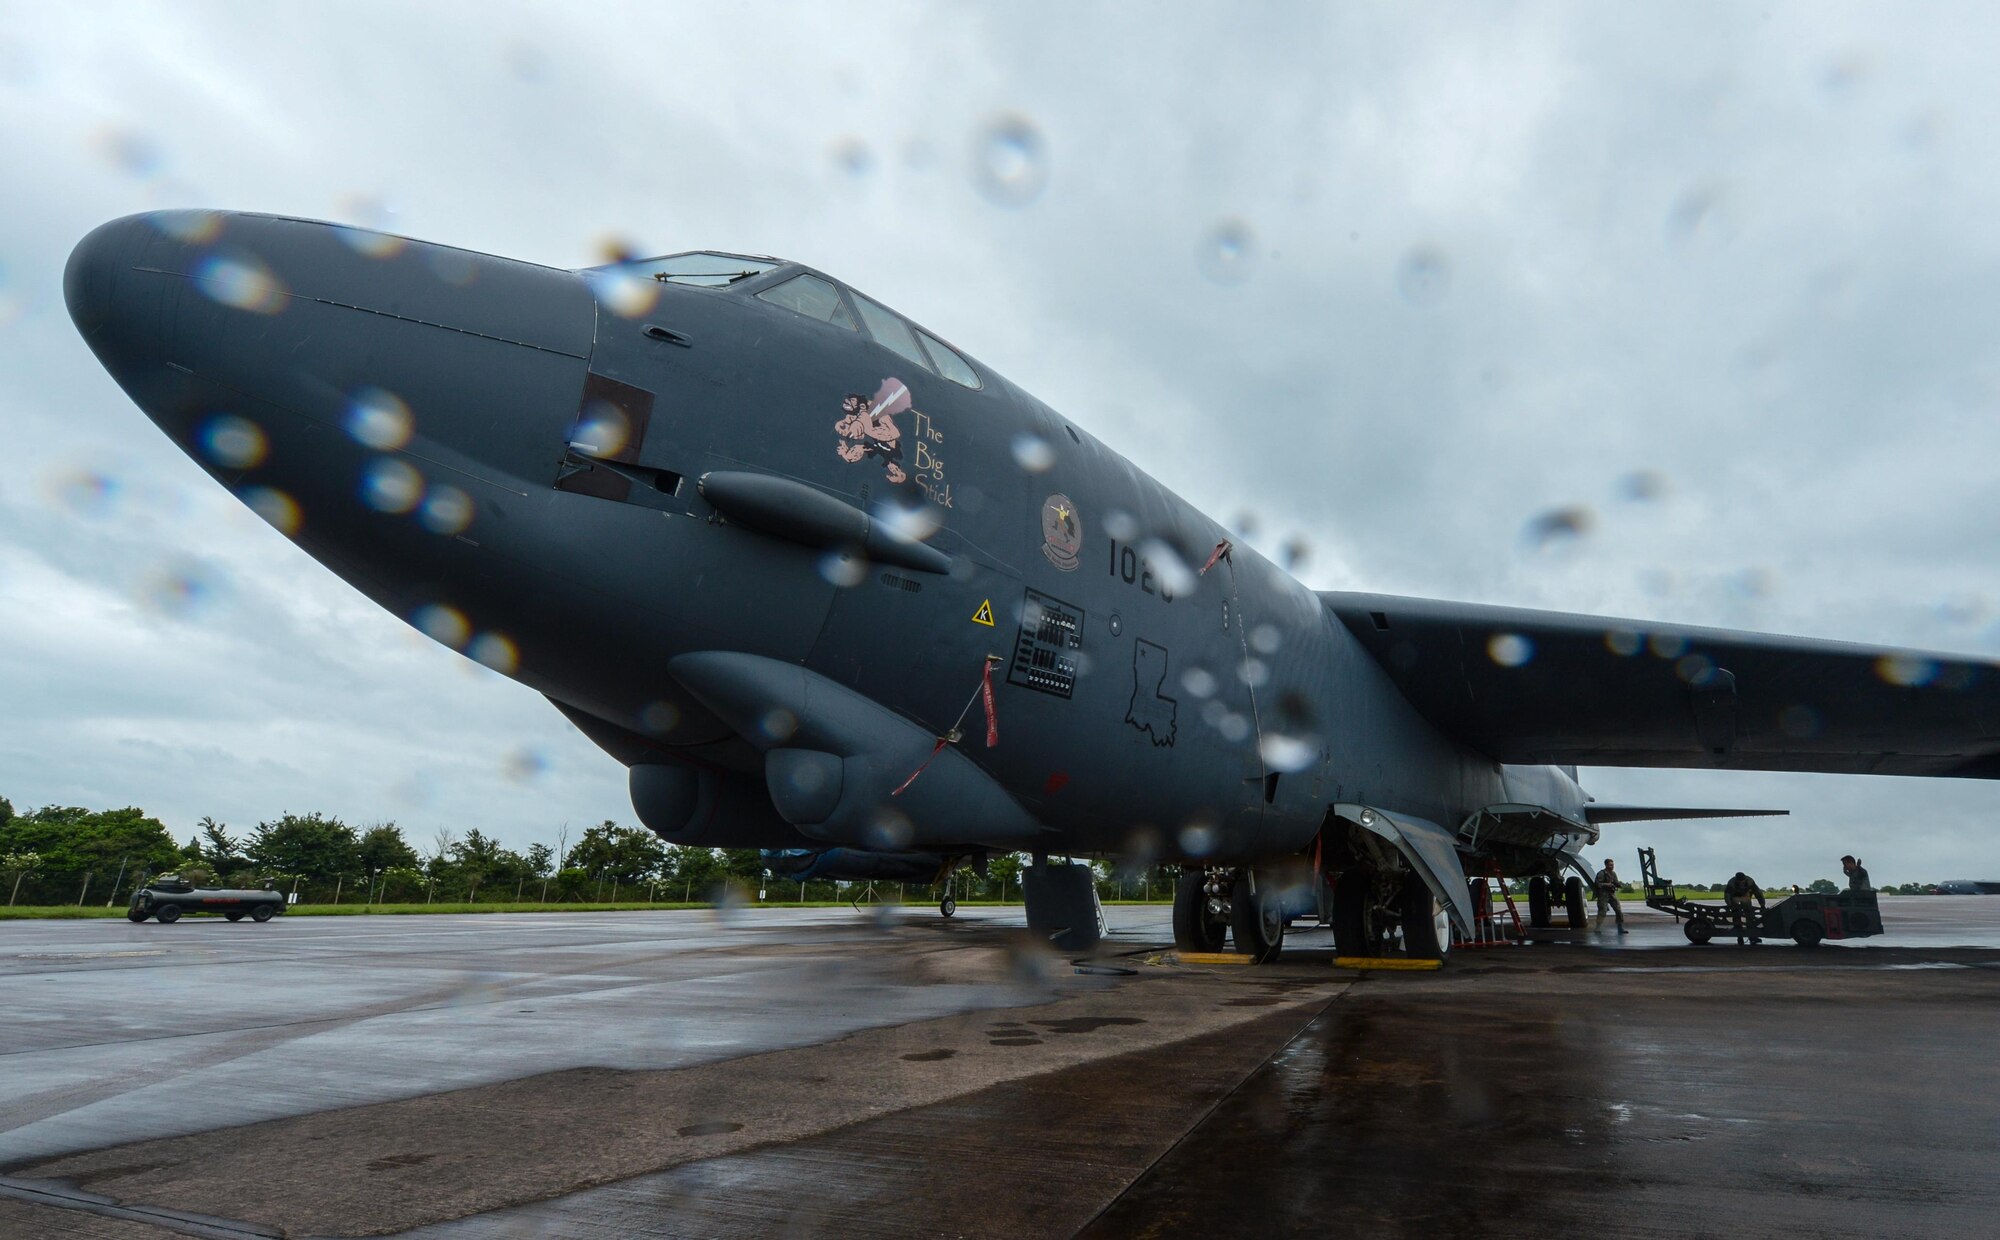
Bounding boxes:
[2,3,1997,884]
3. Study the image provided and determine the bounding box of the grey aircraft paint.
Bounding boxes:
[64,210,2000,959]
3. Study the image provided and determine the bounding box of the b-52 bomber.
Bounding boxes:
[65,210,2000,961]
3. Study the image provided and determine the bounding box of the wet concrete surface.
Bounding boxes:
[3,898,1998,1237]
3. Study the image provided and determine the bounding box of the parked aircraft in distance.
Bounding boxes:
[65,210,2000,960]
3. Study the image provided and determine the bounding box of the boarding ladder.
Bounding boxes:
[1454,861,1526,948]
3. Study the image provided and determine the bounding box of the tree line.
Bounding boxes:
[0,796,1184,907]
[1,797,791,906]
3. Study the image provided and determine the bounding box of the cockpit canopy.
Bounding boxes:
[580,251,983,389]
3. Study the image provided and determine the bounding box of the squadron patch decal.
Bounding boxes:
[1125,639,1178,747]
[1040,493,1082,572]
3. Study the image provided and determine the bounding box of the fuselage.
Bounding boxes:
[66,210,1591,870]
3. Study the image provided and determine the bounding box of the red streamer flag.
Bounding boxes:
[981,658,999,747]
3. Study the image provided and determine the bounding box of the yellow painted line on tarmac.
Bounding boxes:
[1333,956,1443,971]
[1170,951,1255,966]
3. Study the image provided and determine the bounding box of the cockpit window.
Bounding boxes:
[757,273,856,330]
[916,329,981,389]
[851,292,934,373]
[586,252,780,288]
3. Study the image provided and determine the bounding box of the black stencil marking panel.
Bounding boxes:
[1008,589,1084,699]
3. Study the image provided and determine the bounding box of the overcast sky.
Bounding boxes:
[4,2,1998,886]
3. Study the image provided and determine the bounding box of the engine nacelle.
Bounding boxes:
[628,763,821,849]
[669,650,1046,853]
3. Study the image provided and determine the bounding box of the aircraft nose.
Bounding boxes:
[64,211,187,377]
[65,209,596,485]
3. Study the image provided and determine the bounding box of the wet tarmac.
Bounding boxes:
[3,898,1998,1237]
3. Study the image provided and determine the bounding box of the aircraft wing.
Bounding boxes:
[1321,592,2000,778]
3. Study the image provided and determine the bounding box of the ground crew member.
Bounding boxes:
[1723,871,1766,944]
[1842,855,1872,891]
[1593,858,1627,934]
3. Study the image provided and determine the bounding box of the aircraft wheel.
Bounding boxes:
[251,905,276,923]
[126,909,148,923]
[1333,868,1386,956]
[1172,870,1227,953]
[1685,918,1713,945]
[225,912,244,922]
[939,896,956,918]
[1231,873,1285,964]
[1526,876,1552,928]
[1401,873,1450,960]
[155,904,182,924]
[1791,921,1824,947]
[1564,876,1588,928]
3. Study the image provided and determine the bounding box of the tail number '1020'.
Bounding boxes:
[1106,538,1174,603]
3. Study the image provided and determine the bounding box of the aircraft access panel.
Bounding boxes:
[1008,589,1083,698]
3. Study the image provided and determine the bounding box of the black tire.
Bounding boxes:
[1685,918,1713,945]
[1334,868,1382,956]
[155,904,182,924]
[1401,873,1450,960]
[250,905,276,923]
[1564,876,1588,928]
[1171,870,1226,953]
[1527,876,1552,928]
[1792,921,1824,947]
[225,912,244,922]
[1231,874,1285,964]
[126,909,148,923]
[939,896,956,918]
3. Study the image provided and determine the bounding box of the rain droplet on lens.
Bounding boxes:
[1138,538,1195,596]
[468,631,519,675]
[1616,469,1668,502]
[1488,633,1533,667]
[153,209,223,244]
[830,136,873,177]
[502,746,546,781]
[345,387,413,450]
[1279,536,1311,573]
[91,126,164,178]
[1259,733,1317,773]
[569,400,631,458]
[1604,629,1642,657]
[1249,624,1281,655]
[196,254,286,313]
[412,603,469,649]
[427,248,478,286]
[1104,510,1139,541]
[361,457,424,514]
[971,112,1048,207]
[240,486,301,535]
[47,469,120,517]
[1196,218,1256,285]
[639,700,681,734]
[585,266,660,319]
[818,547,868,587]
[198,415,267,469]
[1011,433,1056,473]
[1521,505,1594,553]
[135,559,223,619]
[1876,655,1938,687]
[1396,246,1451,307]
[420,485,474,535]
[1181,666,1217,698]
[872,497,942,543]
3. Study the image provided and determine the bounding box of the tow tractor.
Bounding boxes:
[1638,847,1883,947]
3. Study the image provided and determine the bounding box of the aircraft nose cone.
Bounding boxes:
[64,212,164,360]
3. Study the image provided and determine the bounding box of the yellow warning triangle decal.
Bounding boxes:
[971,599,996,627]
